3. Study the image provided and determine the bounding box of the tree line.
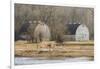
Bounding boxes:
[15,4,94,42]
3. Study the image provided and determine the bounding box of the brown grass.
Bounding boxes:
[15,40,94,57]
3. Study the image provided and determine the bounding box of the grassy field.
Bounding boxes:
[15,40,94,58]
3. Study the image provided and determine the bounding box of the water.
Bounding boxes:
[15,57,93,65]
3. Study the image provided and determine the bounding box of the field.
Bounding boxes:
[15,40,94,59]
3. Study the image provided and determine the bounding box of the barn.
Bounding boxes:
[34,21,51,42]
[15,21,34,41]
[63,23,89,41]
[75,24,89,41]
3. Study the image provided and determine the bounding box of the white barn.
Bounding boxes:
[75,24,89,41]
[34,21,51,42]
[63,23,89,41]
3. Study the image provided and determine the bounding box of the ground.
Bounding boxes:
[15,40,94,59]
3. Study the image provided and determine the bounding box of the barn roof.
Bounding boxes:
[66,23,80,35]
[15,22,31,41]
[19,22,30,33]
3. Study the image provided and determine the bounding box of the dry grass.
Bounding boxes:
[15,40,94,57]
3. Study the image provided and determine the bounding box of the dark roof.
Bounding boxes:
[15,22,30,41]
[19,22,30,33]
[66,23,80,35]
